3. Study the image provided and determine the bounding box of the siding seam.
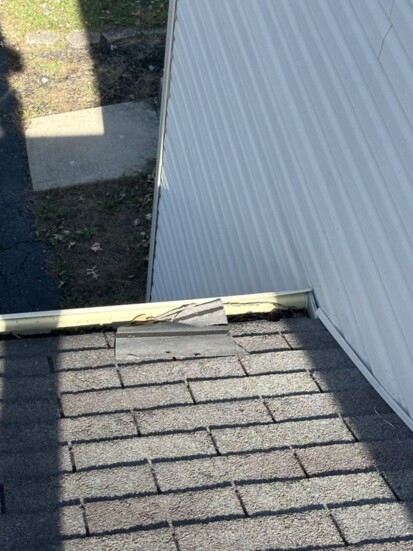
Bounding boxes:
[378,23,393,59]
[390,0,396,19]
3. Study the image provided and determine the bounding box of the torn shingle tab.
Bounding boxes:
[116,331,246,361]
[115,300,240,361]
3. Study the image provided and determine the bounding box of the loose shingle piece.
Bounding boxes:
[0,320,412,549]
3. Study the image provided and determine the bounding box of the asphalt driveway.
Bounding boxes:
[0,35,59,314]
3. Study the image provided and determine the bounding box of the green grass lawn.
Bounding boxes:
[1,0,168,40]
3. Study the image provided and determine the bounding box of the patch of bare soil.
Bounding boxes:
[32,170,155,308]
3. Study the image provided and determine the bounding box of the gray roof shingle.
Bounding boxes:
[1,318,413,549]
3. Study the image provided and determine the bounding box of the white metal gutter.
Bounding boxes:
[0,289,312,335]
[146,0,178,301]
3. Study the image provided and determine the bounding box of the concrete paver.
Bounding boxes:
[26,101,158,190]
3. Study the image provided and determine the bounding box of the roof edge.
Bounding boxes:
[0,289,311,335]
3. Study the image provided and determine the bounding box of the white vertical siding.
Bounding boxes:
[149,1,413,418]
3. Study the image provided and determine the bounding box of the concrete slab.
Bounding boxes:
[26,101,159,191]
[66,30,101,49]
[25,32,60,46]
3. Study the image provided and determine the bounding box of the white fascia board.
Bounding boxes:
[0,289,311,335]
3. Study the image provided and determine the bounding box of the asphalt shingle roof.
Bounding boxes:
[1,318,413,549]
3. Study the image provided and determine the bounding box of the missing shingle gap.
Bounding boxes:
[116,368,125,388]
[0,484,6,514]
[47,356,55,373]
[57,394,65,418]
[131,410,142,436]
[231,481,250,518]
[67,441,77,472]
[206,426,221,456]
[80,499,91,536]
[147,459,162,494]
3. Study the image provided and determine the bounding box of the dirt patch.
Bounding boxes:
[32,169,155,308]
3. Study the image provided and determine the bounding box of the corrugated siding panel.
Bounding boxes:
[391,0,413,55]
[378,0,394,17]
[348,0,391,54]
[380,28,413,126]
[150,1,413,417]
